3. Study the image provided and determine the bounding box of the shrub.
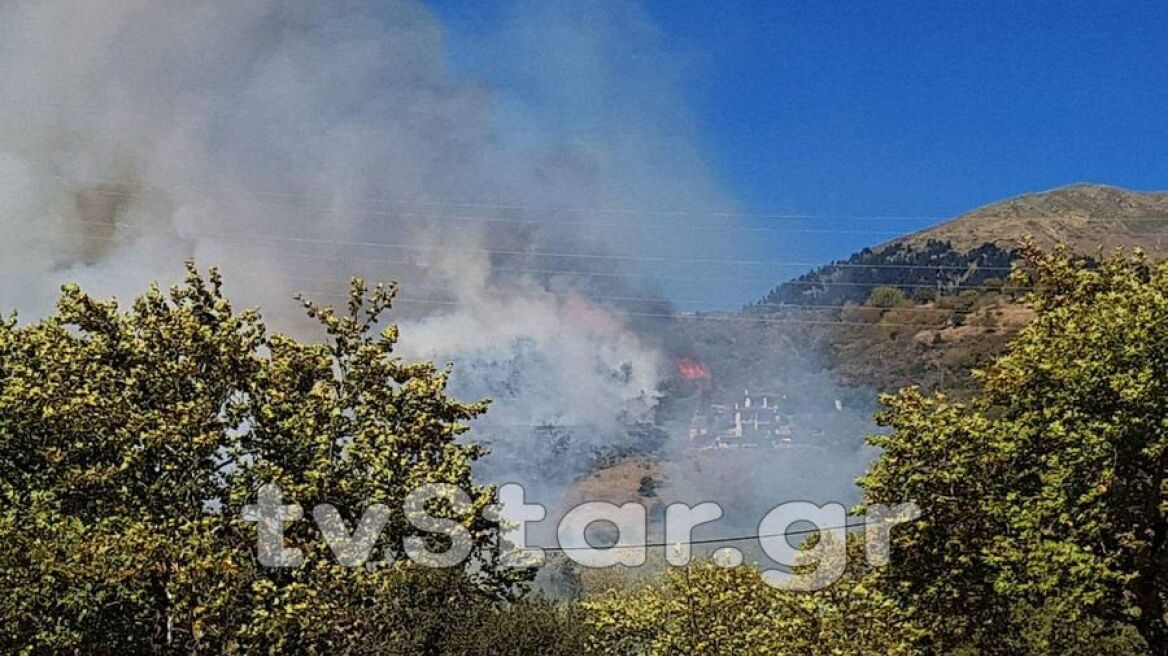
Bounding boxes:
[865,286,911,309]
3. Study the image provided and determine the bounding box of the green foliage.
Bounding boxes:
[860,243,1168,654]
[866,286,912,309]
[913,287,939,303]
[7,244,1168,654]
[758,240,1017,308]
[0,264,524,654]
[581,538,922,655]
[935,292,977,312]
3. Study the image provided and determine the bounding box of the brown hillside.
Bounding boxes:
[890,183,1168,255]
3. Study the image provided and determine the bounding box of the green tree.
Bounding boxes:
[866,286,912,309]
[860,243,1167,654]
[0,264,524,654]
[581,538,921,655]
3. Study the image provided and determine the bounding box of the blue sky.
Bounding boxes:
[428,0,1168,300]
[644,1,1168,214]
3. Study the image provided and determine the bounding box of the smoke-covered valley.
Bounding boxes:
[0,0,878,532]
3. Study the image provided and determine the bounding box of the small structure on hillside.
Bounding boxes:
[690,390,796,449]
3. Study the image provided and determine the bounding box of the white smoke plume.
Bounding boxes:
[0,1,746,474]
[0,1,888,541]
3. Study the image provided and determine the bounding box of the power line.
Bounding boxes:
[55,228,1036,286]
[271,254,1033,292]
[0,176,946,241]
[287,279,992,314]
[5,181,915,236]
[19,234,1037,320]
[24,258,970,327]
[231,270,996,313]
[529,520,869,552]
[292,291,1009,329]
[58,219,1026,271]
[6,171,1168,225]
[314,292,986,316]
[5,242,1028,293]
[31,239,1004,316]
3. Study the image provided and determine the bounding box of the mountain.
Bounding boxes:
[894,182,1168,254]
[744,183,1168,396]
[756,183,1168,309]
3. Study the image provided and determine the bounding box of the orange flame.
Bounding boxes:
[676,358,711,380]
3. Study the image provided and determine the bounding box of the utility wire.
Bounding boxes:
[29,184,918,237]
[25,236,1037,324]
[51,238,1012,315]
[12,240,1030,292]
[56,219,1027,271]
[527,520,870,552]
[6,171,1168,224]
[238,271,999,313]
[39,229,1035,286]
[296,292,1012,329]
[297,285,989,314]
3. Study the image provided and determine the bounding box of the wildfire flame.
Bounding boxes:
[676,358,712,381]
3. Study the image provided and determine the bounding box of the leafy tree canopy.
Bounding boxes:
[861,243,1167,654]
[581,536,921,656]
[0,264,522,654]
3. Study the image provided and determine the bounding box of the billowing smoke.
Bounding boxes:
[0,1,729,468]
[0,1,879,531]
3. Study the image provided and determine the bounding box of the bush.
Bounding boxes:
[914,287,939,302]
[865,286,911,309]
[582,546,921,655]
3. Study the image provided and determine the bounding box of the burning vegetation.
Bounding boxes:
[675,357,712,381]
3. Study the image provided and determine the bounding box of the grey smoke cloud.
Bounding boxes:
[0,1,877,520]
[0,0,735,476]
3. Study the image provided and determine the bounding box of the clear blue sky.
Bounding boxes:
[642,0,1168,215]
[429,0,1168,293]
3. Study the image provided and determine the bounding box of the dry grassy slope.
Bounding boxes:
[825,295,1035,397]
[889,183,1168,255]
[831,183,1168,396]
